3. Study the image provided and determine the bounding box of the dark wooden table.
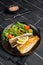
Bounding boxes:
[0,0,43,65]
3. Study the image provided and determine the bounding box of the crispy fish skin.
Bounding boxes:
[17,36,40,54]
[9,33,33,44]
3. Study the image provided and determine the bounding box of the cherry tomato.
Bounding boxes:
[7,34,14,39]
[24,25,30,30]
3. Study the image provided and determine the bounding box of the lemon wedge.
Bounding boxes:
[16,36,28,44]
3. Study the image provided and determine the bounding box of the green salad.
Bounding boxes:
[2,22,33,41]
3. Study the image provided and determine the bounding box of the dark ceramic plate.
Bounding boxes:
[1,22,41,56]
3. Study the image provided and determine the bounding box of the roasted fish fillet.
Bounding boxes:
[17,36,40,54]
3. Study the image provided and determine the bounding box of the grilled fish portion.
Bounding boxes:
[17,36,40,54]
